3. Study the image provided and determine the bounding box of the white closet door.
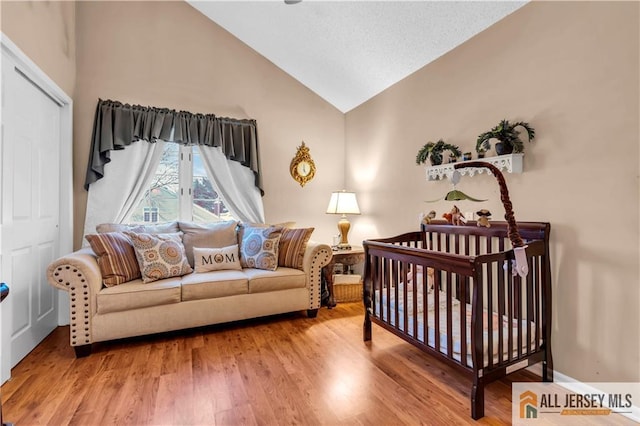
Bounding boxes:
[1,52,61,381]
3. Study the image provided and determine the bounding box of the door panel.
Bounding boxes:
[37,243,55,319]
[1,53,60,371]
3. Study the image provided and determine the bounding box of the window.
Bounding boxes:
[129,143,234,223]
[143,207,159,223]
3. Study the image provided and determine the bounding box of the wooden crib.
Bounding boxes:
[362,162,553,419]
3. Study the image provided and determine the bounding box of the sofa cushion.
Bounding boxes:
[181,270,249,301]
[193,245,242,273]
[278,228,314,270]
[97,277,182,314]
[96,221,179,234]
[85,232,141,287]
[178,220,238,267]
[244,267,306,293]
[238,224,283,271]
[127,232,193,283]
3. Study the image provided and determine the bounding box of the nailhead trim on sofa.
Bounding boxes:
[52,265,92,346]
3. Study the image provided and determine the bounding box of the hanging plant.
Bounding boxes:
[416,139,462,166]
[475,119,535,155]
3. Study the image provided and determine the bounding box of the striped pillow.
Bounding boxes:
[278,228,314,270]
[85,232,141,287]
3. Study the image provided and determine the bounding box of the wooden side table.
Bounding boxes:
[323,246,365,308]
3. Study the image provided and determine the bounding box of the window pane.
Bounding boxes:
[130,143,180,223]
[192,148,234,222]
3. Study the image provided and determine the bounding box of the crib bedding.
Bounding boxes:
[373,286,538,368]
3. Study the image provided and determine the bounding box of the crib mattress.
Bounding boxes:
[373,287,539,368]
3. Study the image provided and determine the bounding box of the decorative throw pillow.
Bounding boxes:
[126,232,192,283]
[278,227,314,270]
[238,225,283,271]
[193,245,242,273]
[178,220,239,267]
[85,232,141,287]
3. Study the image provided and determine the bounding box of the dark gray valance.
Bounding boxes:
[84,99,263,194]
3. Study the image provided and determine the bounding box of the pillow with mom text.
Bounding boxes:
[193,245,242,273]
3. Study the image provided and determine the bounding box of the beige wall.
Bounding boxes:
[346,1,639,382]
[73,1,344,249]
[0,1,76,97]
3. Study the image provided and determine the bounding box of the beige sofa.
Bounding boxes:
[46,221,332,357]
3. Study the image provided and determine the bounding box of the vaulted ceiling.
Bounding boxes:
[187,1,527,112]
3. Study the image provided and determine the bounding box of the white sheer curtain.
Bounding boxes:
[197,145,265,223]
[83,140,166,240]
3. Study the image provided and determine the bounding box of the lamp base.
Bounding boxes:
[336,216,352,250]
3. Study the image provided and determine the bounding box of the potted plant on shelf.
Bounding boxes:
[416,139,462,166]
[475,119,535,156]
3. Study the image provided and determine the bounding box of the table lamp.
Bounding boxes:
[326,190,360,250]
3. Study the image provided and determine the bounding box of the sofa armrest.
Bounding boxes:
[302,241,333,310]
[47,247,102,346]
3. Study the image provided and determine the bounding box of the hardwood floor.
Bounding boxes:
[2,303,540,425]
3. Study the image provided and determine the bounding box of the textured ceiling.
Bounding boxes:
[188,1,527,112]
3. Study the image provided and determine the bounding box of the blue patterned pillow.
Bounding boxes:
[126,232,192,283]
[238,225,283,271]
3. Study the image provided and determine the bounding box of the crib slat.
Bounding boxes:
[434,271,441,353]
[472,272,484,372]
[385,259,391,324]
[534,256,541,352]
[507,262,514,362]
[446,272,453,358]
[401,261,409,336]
[445,233,451,254]
[526,256,534,354]
[497,260,505,365]
[464,234,470,256]
[515,275,523,359]
[393,260,399,331]
[412,263,418,341]
[416,271,428,345]
[460,276,468,367]
[487,263,494,369]
[371,254,378,314]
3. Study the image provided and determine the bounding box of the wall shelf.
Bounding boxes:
[425,153,524,181]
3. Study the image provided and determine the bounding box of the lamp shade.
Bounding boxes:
[326,190,361,215]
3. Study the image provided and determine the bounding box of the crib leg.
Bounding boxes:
[471,378,485,420]
[363,308,372,341]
